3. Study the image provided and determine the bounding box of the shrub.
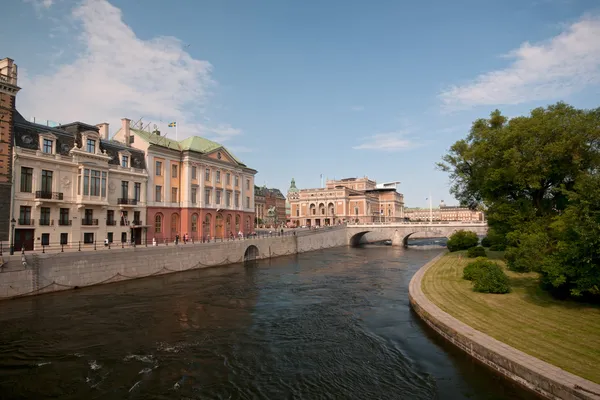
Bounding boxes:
[447,230,479,252]
[480,236,491,247]
[489,244,506,251]
[463,257,490,280]
[473,263,511,294]
[467,246,487,258]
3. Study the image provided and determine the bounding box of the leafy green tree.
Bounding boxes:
[473,263,511,294]
[463,257,491,280]
[480,236,491,248]
[467,246,486,258]
[447,230,479,252]
[439,102,600,299]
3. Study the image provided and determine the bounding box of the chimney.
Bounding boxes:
[96,123,109,140]
[121,118,131,146]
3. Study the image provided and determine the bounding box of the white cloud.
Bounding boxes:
[439,14,600,111]
[353,131,418,152]
[19,0,241,143]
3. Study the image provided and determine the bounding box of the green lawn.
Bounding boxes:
[421,251,600,384]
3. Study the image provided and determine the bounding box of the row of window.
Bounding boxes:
[17,206,140,225]
[31,232,130,246]
[154,161,250,189]
[153,185,251,208]
[153,213,251,234]
[41,137,132,168]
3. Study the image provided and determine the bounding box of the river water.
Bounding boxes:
[0,244,538,399]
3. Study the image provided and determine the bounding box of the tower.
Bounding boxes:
[0,58,20,241]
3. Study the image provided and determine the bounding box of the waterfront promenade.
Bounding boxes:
[410,252,600,400]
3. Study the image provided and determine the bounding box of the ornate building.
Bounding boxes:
[0,58,20,241]
[404,200,483,222]
[113,121,257,240]
[287,177,405,227]
[10,113,148,251]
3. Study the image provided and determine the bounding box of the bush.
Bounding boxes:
[489,244,506,251]
[473,263,511,294]
[463,257,489,280]
[480,236,491,247]
[467,246,487,258]
[447,230,479,252]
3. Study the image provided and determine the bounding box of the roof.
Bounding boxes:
[129,128,245,166]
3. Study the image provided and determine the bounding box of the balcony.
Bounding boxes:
[35,191,64,200]
[106,220,117,226]
[82,219,99,226]
[18,218,35,226]
[120,220,130,226]
[117,198,137,205]
[58,219,72,226]
[39,219,52,226]
[132,220,142,226]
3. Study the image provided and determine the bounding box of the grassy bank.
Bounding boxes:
[421,251,600,384]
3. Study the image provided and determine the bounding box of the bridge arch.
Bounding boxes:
[349,231,370,247]
[244,245,259,262]
[402,230,449,246]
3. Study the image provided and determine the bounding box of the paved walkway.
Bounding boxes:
[409,253,600,400]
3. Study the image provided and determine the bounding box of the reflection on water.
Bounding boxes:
[0,244,538,399]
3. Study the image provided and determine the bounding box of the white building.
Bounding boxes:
[10,112,148,251]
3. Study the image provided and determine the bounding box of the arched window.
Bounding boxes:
[155,214,162,233]
[191,214,198,232]
[171,213,179,233]
[235,215,240,232]
[203,214,211,237]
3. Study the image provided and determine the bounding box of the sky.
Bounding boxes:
[2,0,600,207]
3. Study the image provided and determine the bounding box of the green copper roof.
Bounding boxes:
[130,128,245,166]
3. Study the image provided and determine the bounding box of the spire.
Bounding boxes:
[288,178,299,193]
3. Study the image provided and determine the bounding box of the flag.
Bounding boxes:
[168,122,177,127]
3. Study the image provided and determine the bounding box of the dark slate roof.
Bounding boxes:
[12,111,146,170]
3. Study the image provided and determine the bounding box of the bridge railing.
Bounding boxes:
[349,221,487,227]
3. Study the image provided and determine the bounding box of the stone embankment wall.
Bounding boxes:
[409,253,600,400]
[0,226,349,300]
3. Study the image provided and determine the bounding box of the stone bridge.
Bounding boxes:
[346,222,488,246]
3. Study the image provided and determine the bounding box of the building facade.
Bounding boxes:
[404,200,484,222]
[254,185,266,224]
[112,121,257,241]
[254,185,286,227]
[287,177,405,227]
[10,113,148,251]
[0,58,20,241]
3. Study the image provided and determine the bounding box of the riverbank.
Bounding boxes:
[409,251,600,400]
[0,226,348,300]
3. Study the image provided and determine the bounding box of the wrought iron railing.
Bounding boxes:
[35,191,64,200]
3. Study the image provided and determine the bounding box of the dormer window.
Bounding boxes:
[42,138,53,154]
[122,155,129,168]
[86,139,96,153]
[118,150,131,169]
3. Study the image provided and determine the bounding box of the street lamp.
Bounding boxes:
[10,218,16,255]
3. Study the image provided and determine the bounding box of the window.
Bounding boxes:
[191,214,198,232]
[246,179,250,190]
[172,164,178,178]
[41,233,50,246]
[246,196,250,208]
[355,207,359,215]
[106,210,114,225]
[60,233,68,245]
[85,209,94,220]
[296,208,299,216]
[84,233,94,244]
[205,188,211,205]
[134,211,140,224]
[171,214,178,233]
[226,173,230,185]
[19,206,31,224]
[155,161,162,176]
[121,181,129,199]
[155,214,162,233]
[121,155,129,168]
[216,171,221,183]
[191,187,197,203]
[205,168,211,181]
[86,139,96,153]
[121,232,127,243]
[41,170,53,193]
[60,208,70,225]
[155,185,162,202]
[191,166,197,179]
[226,191,231,207]
[42,139,53,154]
[107,232,113,243]
[40,207,51,225]
[20,167,33,192]
[171,187,178,203]
[235,193,239,207]
[235,176,239,187]
[216,190,221,205]
[82,168,104,196]
[134,182,141,201]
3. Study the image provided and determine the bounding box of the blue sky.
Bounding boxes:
[3,0,600,207]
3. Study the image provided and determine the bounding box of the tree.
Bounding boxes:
[439,103,600,299]
[447,230,479,252]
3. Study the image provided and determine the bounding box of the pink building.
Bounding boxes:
[113,120,257,241]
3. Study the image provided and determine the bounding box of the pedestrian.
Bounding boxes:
[175,234,180,245]
[104,238,109,247]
